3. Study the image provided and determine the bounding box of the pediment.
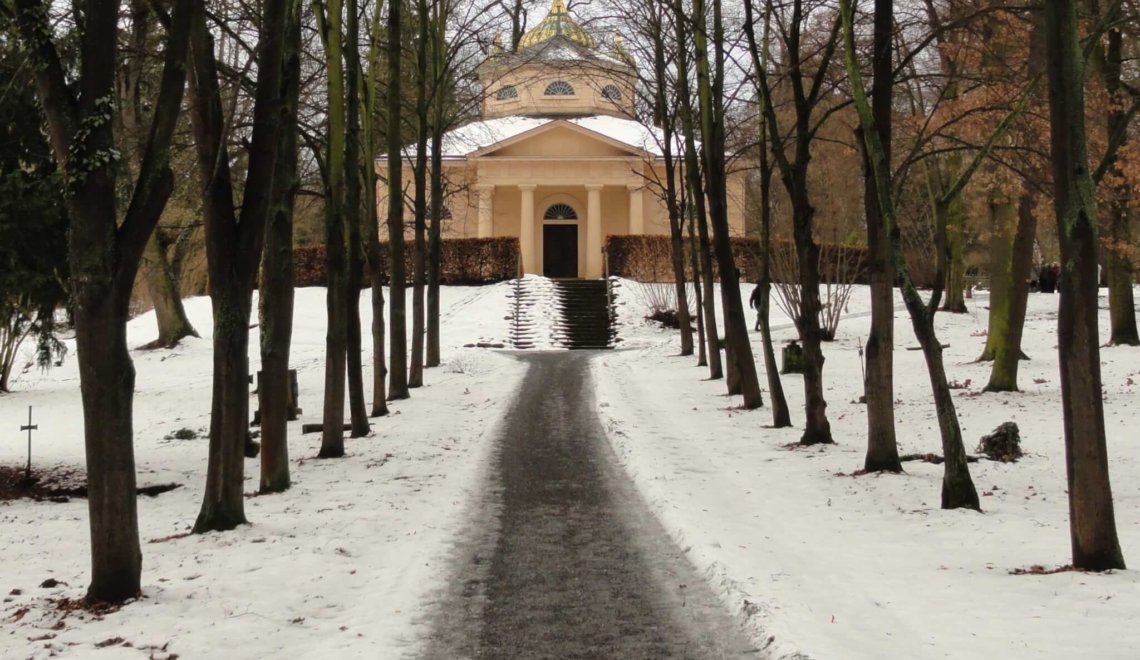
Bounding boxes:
[472,120,646,159]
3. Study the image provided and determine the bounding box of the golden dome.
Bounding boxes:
[518,0,597,49]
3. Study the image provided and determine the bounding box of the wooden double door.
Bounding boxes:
[543,224,578,279]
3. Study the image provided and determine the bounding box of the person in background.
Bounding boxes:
[749,283,763,332]
[1039,262,1057,294]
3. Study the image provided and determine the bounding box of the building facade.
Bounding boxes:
[377,0,747,279]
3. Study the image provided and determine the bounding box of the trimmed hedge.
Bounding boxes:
[605,234,868,284]
[294,236,519,287]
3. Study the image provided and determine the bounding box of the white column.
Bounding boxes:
[476,184,494,238]
[627,183,644,235]
[519,184,536,275]
[586,183,603,278]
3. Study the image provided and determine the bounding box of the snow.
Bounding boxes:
[2,279,1139,659]
[431,114,667,158]
[596,281,1140,659]
[0,284,523,659]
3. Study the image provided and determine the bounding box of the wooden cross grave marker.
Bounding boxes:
[20,406,37,483]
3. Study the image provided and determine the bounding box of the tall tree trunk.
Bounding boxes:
[979,189,1015,361]
[189,0,288,529]
[258,0,302,493]
[363,5,389,416]
[142,233,199,347]
[742,1,790,426]
[319,0,349,457]
[75,302,143,601]
[694,0,761,407]
[843,0,978,509]
[1043,0,1126,570]
[427,133,444,368]
[941,191,968,313]
[672,0,720,379]
[426,0,446,369]
[859,0,899,471]
[1105,203,1138,345]
[693,185,723,380]
[1094,10,1140,346]
[15,0,192,601]
[649,10,692,357]
[387,0,410,401]
[119,0,198,350]
[408,0,430,389]
[344,0,370,437]
[986,181,1037,391]
[790,183,832,445]
[688,205,707,367]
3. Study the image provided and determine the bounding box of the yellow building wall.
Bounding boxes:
[482,64,637,120]
[374,147,752,278]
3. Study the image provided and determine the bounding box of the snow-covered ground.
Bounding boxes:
[0,284,522,659]
[2,279,1138,659]
[596,281,1140,659]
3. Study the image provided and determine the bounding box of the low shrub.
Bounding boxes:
[605,234,868,284]
[293,237,520,287]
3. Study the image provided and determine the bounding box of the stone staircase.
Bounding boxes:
[552,279,617,349]
[508,277,617,349]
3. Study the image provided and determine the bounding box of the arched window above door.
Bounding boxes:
[544,203,578,220]
[544,80,575,96]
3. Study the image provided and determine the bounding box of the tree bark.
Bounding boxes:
[648,8,692,358]
[843,0,978,509]
[858,0,899,472]
[344,0,370,437]
[1095,12,1139,346]
[320,0,349,458]
[142,226,198,348]
[387,0,410,401]
[14,0,192,601]
[119,0,197,350]
[189,0,288,530]
[742,1,790,427]
[985,182,1037,391]
[688,204,707,367]
[407,0,431,389]
[258,0,302,494]
[1043,0,1126,570]
[426,0,446,369]
[362,5,389,416]
[671,0,720,380]
[941,200,969,314]
[980,189,1015,362]
[790,182,832,444]
[694,0,761,408]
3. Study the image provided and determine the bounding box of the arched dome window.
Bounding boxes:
[544,203,578,220]
[495,85,518,100]
[544,80,575,96]
[601,84,622,101]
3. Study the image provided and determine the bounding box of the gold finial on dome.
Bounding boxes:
[518,0,597,49]
[493,31,503,53]
[612,30,634,65]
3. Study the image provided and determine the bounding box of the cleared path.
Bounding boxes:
[422,352,760,659]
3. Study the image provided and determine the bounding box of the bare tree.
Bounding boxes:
[187,0,290,531]
[1042,0,1126,570]
[12,0,193,601]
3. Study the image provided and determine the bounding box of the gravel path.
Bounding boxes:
[422,351,760,659]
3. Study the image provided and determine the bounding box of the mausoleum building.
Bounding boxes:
[376,0,747,279]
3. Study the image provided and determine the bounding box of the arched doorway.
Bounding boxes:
[542,202,579,278]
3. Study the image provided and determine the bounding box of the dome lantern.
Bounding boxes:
[519,0,597,49]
